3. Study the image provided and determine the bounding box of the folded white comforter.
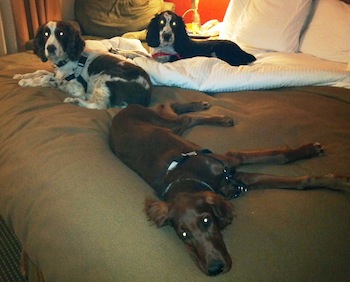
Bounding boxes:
[86,37,350,92]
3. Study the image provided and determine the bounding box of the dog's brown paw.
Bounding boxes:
[199,101,211,110]
[297,142,324,158]
[313,142,325,156]
[220,116,234,127]
[188,101,211,111]
[323,174,350,194]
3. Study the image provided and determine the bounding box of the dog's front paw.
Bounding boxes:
[64,97,79,104]
[220,116,234,127]
[18,79,31,87]
[13,74,23,80]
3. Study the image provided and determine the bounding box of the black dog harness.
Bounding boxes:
[161,149,247,200]
[55,53,88,92]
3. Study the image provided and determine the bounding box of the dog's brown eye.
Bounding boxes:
[160,20,165,25]
[171,21,176,26]
[44,32,49,37]
[202,216,212,228]
[179,230,191,240]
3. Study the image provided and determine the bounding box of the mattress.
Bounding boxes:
[0,51,350,281]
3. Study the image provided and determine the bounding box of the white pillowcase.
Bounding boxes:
[300,0,350,63]
[220,0,313,52]
[220,0,248,42]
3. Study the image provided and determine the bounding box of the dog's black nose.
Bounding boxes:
[207,260,224,276]
[47,44,56,54]
[163,33,172,42]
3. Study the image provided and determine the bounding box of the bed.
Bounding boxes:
[0,0,349,281]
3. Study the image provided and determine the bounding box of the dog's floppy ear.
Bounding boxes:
[146,16,161,47]
[65,23,85,61]
[144,198,171,227]
[203,192,234,229]
[173,14,189,43]
[33,24,48,62]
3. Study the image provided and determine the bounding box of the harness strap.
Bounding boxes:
[167,149,212,173]
[59,53,89,92]
[163,149,247,200]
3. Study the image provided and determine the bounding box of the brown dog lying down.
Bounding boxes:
[109,102,349,276]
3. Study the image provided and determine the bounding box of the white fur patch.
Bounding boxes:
[159,12,176,47]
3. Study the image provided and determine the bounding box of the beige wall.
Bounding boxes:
[61,0,75,20]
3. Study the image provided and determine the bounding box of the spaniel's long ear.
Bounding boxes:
[66,23,85,61]
[33,24,48,62]
[146,16,161,47]
[144,198,170,227]
[173,14,189,43]
[203,192,234,229]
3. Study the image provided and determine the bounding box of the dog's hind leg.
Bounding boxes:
[119,103,233,136]
[155,101,234,134]
[64,97,108,110]
[224,142,350,195]
[226,142,324,165]
[233,172,350,194]
[155,101,211,118]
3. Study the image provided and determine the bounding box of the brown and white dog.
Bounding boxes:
[14,21,152,109]
[109,101,350,276]
[146,11,256,66]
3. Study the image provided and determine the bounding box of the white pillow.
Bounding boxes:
[220,0,313,52]
[220,0,248,41]
[300,0,350,63]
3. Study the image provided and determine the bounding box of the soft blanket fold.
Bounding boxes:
[133,56,350,92]
[86,37,350,92]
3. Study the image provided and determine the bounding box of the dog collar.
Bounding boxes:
[152,52,181,60]
[161,178,215,200]
[63,53,88,92]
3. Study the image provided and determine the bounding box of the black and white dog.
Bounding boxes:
[14,21,152,109]
[146,11,256,66]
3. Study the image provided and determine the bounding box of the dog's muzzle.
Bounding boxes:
[46,44,57,55]
[207,259,225,276]
[162,32,173,42]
